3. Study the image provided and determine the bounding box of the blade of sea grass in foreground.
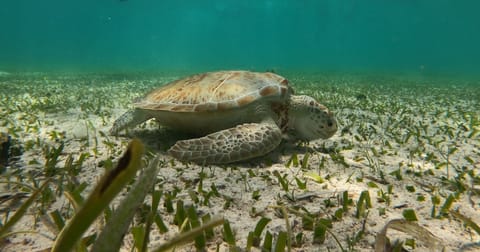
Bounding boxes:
[92,156,160,252]
[375,219,444,252]
[51,139,144,252]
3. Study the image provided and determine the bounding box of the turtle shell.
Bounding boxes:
[135,71,291,113]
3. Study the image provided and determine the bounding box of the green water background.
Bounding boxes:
[1,0,479,77]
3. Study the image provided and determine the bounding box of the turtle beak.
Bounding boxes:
[314,112,337,139]
[324,118,337,138]
[323,112,338,138]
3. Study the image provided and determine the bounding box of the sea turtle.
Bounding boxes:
[110,71,337,164]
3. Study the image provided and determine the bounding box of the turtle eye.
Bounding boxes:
[309,101,314,106]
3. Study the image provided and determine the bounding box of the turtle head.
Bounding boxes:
[287,95,337,141]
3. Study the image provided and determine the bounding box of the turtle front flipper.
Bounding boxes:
[110,109,152,135]
[168,121,282,164]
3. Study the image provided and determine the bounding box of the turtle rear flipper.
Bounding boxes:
[110,109,152,135]
[168,122,282,164]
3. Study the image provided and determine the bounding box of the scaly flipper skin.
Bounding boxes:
[110,110,152,135]
[168,122,282,164]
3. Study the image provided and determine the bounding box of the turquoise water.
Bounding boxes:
[1,0,479,75]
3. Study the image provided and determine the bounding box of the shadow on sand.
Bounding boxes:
[124,127,334,168]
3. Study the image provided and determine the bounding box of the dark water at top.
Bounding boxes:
[1,0,479,76]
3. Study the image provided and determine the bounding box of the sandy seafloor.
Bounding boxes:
[0,71,479,251]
